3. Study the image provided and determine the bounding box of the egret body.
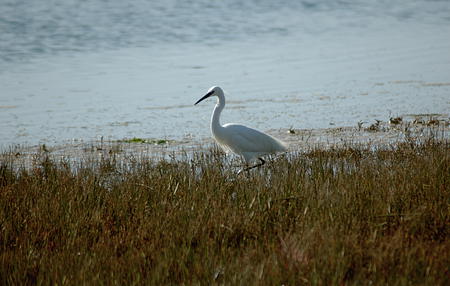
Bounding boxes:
[194,86,287,169]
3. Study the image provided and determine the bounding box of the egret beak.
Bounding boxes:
[194,90,215,105]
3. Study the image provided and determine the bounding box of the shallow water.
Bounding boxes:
[1,0,450,148]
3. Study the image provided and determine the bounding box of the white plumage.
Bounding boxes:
[195,86,287,167]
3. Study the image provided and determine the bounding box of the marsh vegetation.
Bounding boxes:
[0,137,449,285]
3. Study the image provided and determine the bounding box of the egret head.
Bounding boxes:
[194,86,224,105]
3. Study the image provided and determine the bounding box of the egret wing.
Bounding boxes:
[223,124,287,154]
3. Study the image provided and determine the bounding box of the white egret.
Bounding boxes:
[194,86,288,171]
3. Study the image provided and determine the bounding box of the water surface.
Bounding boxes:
[1,0,449,148]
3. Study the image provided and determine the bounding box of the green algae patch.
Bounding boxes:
[120,137,171,145]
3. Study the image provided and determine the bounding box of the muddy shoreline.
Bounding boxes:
[2,115,448,169]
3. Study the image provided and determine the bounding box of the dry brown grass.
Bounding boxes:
[0,139,449,285]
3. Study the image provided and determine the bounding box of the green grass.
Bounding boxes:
[0,140,449,285]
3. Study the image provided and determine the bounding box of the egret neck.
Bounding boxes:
[211,90,225,137]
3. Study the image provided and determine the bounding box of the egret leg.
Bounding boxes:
[238,158,266,174]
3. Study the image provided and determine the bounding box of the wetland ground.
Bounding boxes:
[1,120,449,285]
